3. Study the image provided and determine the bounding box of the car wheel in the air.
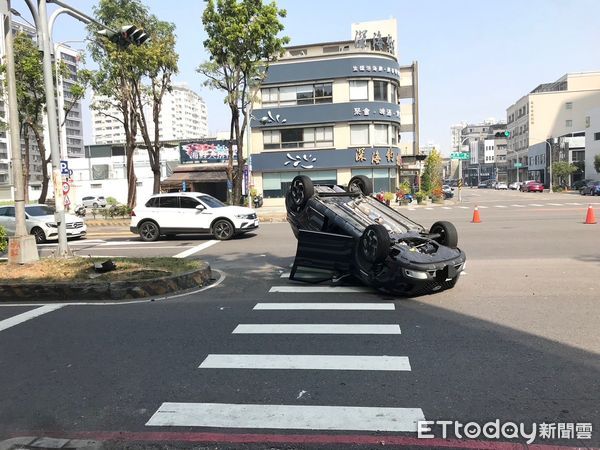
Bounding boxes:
[358,224,390,264]
[31,227,46,244]
[430,221,459,248]
[139,221,160,242]
[287,175,314,213]
[212,219,234,240]
[348,175,374,195]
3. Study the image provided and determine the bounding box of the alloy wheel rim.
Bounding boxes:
[216,222,231,239]
[291,181,304,204]
[362,230,378,260]
[142,224,157,240]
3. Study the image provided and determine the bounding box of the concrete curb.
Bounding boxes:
[85,219,130,227]
[0,261,212,302]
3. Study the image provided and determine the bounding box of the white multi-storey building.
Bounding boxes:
[91,83,208,145]
[0,20,85,201]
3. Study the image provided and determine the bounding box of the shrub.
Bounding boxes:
[415,191,427,203]
[399,181,411,195]
[383,192,395,202]
[106,196,118,206]
[0,225,7,254]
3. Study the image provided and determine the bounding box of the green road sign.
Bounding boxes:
[515,162,523,168]
[450,152,470,160]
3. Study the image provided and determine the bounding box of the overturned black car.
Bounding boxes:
[285,175,466,296]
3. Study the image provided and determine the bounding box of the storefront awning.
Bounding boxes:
[161,164,228,186]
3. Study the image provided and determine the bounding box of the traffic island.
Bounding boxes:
[0,257,212,301]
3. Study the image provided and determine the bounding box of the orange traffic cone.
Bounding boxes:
[584,204,597,224]
[472,206,481,223]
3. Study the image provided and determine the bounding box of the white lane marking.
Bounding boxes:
[441,207,451,210]
[93,246,191,250]
[199,354,411,371]
[37,240,106,247]
[511,204,526,208]
[477,205,488,209]
[254,302,395,310]
[546,203,563,206]
[494,205,507,208]
[280,272,290,278]
[232,324,401,334]
[529,204,544,207]
[146,402,425,432]
[269,286,373,293]
[566,202,582,205]
[458,206,469,209]
[424,207,433,210]
[0,304,64,332]
[173,240,219,258]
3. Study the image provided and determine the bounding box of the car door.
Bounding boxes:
[156,196,181,230]
[0,206,16,235]
[178,196,210,232]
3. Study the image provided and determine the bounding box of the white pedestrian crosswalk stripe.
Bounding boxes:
[146,402,425,432]
[547,203,563,206]
[232,324,401,334]
[269,286,373,293]
[512,204,526,207]
[254,302,395,310]
[566,202,582,205]
[529,204,544,207]
[494,205,507,208]
[199,354,411,371]
[0,304,64,333]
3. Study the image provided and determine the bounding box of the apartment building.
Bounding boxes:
[506,72,600,185]
[0,21,85,201]
[91,83,208,145]
[457,121,507,184]
[249,19,419,202]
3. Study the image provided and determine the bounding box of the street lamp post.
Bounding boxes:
[456,136,470,202]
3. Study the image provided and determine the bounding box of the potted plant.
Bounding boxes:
[431,186,444,203]
[415,191,426,204]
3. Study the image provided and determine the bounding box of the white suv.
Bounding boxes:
[130,192,259,241]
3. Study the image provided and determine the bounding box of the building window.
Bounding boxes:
[566,120,572,127]
[595,132,600,141]
[373,124,388,145]
[314,83,333,103]
[261,83,333,107]
[373,81,388,101]
[263,126,333,150]
[350,124,369,145]
[351,168,395,193]
[566,102,572,110]
[263,170,337,198]
[349,80,368,101]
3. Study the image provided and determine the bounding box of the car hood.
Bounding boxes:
[28,214,83,223]
[222,206,257,216]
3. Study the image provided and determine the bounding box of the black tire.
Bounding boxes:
[288,175,314,212]
[139,221,160,242]
[348,175,373,195]
[212,219,234,240]
[358,224,390,264]
[93,202,98,208]
[31,227,46,244]
[430,221,459,249]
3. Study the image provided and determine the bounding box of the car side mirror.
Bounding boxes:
[196,204,206,211]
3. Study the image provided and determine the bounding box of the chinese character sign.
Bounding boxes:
[180,141,237,163]
[355,148,367,162]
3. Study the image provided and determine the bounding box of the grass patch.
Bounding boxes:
[0,257,203,283]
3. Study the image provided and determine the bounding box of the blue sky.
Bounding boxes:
[14,0,600,154]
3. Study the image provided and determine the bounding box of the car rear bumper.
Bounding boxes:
[130,226,138,234]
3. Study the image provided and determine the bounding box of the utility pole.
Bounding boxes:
[2,0,39,263]
[37,0,69,256]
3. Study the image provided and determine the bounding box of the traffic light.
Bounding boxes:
[494,131,511,138]
[98,25,150,48]
[504,130,510,138]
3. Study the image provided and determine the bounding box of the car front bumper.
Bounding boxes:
[357,250,467,296]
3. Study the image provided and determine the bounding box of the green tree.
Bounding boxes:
[552,161,577,187]
[198,0,289,205]
[1,33,88,204]
[131,16,179,194]
[421,150,443,195]
[594,154,600,174]
[0,224,7,254]
[88,0,150,208]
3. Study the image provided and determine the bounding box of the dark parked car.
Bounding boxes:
[442,185,454,199]
[580,181,600,196]
[285,175,466,296]
[520,181,544,192]
[572,179,592,191]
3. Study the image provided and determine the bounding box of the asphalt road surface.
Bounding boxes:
[1,189,599,449]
